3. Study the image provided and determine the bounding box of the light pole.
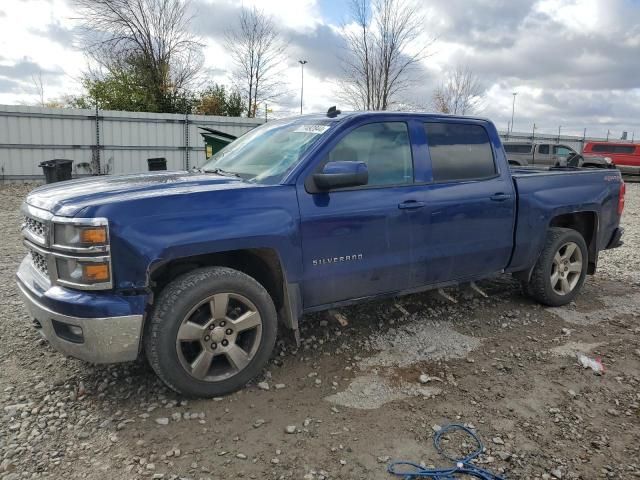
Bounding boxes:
[299,60,308,115]
[510,92,517,133]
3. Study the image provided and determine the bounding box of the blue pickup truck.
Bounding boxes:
[17,111,625,397]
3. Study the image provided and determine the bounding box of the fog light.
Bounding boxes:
[68,325,83,337]
[52,320,84,343]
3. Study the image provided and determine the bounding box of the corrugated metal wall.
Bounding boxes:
[0,105,263,180]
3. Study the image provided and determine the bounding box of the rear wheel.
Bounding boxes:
[522,227,588,307]
[144,267,277,397]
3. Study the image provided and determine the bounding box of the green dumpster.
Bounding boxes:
[199,128,238,160]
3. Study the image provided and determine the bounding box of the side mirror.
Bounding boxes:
[313,161,368,190]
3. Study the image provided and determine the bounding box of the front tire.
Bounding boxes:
[523,227,588,307]
[144,267,277,397]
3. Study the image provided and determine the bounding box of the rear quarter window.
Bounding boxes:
[591,144,636,154]
[424,123,496,182]
[503,144,532,154]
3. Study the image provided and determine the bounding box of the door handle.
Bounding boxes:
[398,200,426,210]
[490,193,509,202]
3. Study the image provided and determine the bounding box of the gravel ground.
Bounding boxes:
[1,182,639,480]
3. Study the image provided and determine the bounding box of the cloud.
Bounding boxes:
[286,24,345,80]
[0,59,63,80]
[1,0,639,136]
[191,0,239,40]
[426,0,533,49]
[29,22,78,47]
[0,77,22,93]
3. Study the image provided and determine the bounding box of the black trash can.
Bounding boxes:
[147,157,167,171]
[39,159,73,184]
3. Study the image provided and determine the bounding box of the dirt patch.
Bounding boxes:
[1,183,640,480]
[361,321,482,368]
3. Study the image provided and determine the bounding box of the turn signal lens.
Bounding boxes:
[83,263,110,282]
[618,181,626,215]
[80,227,107,244]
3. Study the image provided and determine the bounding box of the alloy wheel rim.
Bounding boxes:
[550,241,583,296]
[175,292,262,382]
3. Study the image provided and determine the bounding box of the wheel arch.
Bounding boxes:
[548,211,598,274]
[513,210,598,283]
[147,248,301,333]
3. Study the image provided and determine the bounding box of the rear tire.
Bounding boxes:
[522,227,588,307]
[144,267,277,397]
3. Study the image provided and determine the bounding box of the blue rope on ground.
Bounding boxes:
[387,424,507,480]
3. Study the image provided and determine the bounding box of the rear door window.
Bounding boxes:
[538,144,550,154]
[424,122,496,182]
[503,144,531,154]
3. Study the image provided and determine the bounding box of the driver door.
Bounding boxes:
[296,121,418,308]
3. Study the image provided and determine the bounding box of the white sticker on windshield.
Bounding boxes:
[294,124,330,134]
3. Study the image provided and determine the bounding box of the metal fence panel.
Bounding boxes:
[0,105,263,181]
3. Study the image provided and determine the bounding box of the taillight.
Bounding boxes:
[618,181,626,215]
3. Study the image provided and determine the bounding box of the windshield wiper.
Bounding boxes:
[201,168,241,178]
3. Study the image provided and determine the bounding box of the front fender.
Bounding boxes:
[78,185,303,291]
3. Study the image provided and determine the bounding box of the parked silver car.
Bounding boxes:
[504,142,612,168]
[504,142,576,166]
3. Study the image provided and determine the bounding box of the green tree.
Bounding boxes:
[195,84,246,117]
[66,61,197,113]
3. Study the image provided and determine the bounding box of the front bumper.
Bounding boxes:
[16,264,144,364]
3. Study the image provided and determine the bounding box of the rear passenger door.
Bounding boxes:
[409,121,516,286]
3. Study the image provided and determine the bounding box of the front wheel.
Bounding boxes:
[522,227,588,307]
[144,267,277,397]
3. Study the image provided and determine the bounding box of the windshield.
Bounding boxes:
[200,120,333,184]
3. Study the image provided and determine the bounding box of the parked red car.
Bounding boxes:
[583,142,640,175]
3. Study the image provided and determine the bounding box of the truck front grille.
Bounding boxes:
[24,216,47,242]
[29,249,49,276]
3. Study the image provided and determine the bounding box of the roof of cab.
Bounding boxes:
[294,110,491,124]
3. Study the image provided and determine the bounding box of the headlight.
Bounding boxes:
[55,256,112,287]
[53,220,109,252]
[47,217,112,290]
[604,157,613,164]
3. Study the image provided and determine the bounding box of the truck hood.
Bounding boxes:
[26,171,249,216]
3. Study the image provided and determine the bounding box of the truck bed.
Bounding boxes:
[507,166,623,274]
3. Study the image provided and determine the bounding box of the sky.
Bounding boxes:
[0,0,639,138]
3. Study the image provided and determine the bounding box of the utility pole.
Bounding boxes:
[510,92,517,133]
[606,129,610,141]
[632,132,635,142]
[557,125,561,143]
[298,60,308,115]
[582,128,587,152]
[532,123,536,142]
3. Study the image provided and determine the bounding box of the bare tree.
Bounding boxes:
[225,7,287,118]
[73,0,203,112]
[339,0,431,110]
[432,65,484,115]
[31,70,45,107]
